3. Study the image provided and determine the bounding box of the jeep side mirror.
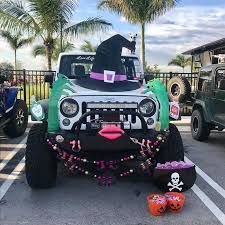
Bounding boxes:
[218,79,225,90]
[140,74,145,80]
[144,74,154,82]
[44,72,54,85]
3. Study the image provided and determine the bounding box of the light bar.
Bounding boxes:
[87,102,138,109]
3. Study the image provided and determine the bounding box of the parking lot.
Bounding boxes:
[0,127,225,225]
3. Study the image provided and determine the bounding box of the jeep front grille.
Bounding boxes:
[81,102,138,124]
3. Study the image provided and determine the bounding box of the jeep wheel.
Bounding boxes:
[3,99,28,137]
[25,123,57,189]
[191,109,210,141]
[156,123,184,163]
[167,76,191,103]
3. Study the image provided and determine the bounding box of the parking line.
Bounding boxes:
[192,184,225,225]
[0,157,25,201]
[0,137,27,172]
[185,156,225,199]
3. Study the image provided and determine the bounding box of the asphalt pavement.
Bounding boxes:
[0,127,225,225]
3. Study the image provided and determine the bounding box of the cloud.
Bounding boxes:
[120,16,127,23]
[1,3,225,73]
[143,5,225,71]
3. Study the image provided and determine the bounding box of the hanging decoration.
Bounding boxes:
[47,131,168,186]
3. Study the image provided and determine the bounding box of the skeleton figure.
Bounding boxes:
[129,33,137,54]
[167,172,184,191]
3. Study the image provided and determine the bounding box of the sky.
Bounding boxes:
[1,0,225,72]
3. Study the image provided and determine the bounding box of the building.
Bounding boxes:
[183,38,225,72]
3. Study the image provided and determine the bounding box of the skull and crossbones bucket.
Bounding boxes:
[152,162,196,192]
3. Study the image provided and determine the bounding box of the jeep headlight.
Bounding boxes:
[139,99,156,117]
[60,99,79,117]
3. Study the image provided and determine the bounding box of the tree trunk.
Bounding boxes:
[14,49,17,70]
[45,44,52,71]
[140,23,146,71]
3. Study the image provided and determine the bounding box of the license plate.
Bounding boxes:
[101,122,121,128]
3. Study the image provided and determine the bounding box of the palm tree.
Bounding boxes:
[80,40,97,52]
[98,0,178,70]
[0,0,112,70]
[0,31,33,69]
[33,39,74,62]
[168,55,191,72]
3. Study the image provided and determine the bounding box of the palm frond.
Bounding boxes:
[17,36,34,48]
[0,0,39,34]
[80,40,97,52]
[168,55,191,68]
[28,0,78,36]
[52,39,75,61]
[64,17,112,37]
[32,45,46,57]
[98,0,179,23]
[0,30,18,48]
[32,39,75,61]
[0,30,34,49]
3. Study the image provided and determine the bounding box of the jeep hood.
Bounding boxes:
[70,80,146,96]
[71,77,142,93]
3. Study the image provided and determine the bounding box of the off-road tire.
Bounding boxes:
[191,109,210,141]
[25,123,57,189]
[3,99,28,137]
[167,76,191,103]
[156,123,184,163]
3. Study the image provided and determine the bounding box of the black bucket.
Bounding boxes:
[153,165,196,192]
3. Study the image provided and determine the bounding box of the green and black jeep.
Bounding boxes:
[191,64,225,141]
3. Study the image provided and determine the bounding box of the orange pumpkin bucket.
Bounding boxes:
[165,192,185,213]
[147,194,167,216]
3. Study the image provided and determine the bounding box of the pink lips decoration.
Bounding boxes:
[98,126,125,141]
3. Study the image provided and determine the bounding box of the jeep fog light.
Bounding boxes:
[147,118,154,125]
[60,99,79,117]
[62,118,71,126]
[139,99,156,117]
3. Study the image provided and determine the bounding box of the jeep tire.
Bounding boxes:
[191,109,210,141]
[156,123,184,163]
[167,76,191,103]
[25,123,57,189]
[3,99,28,137]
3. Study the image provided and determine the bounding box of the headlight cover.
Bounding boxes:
[139,99,156,117]
[60,98,79,117]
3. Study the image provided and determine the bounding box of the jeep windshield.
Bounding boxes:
[58,54,142,92]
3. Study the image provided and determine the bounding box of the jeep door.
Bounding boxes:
[211,68,225,126]
[195,68,213,121]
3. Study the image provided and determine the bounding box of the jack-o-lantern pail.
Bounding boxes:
[165,192,185,213]
[147,194,167,216]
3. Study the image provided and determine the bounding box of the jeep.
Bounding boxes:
[0,74,28,137]
[26,50,184,188]
[191,64,225,141]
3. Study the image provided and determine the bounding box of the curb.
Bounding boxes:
[171,121,190,126]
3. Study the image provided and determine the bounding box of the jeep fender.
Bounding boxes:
[192,100,212,123]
